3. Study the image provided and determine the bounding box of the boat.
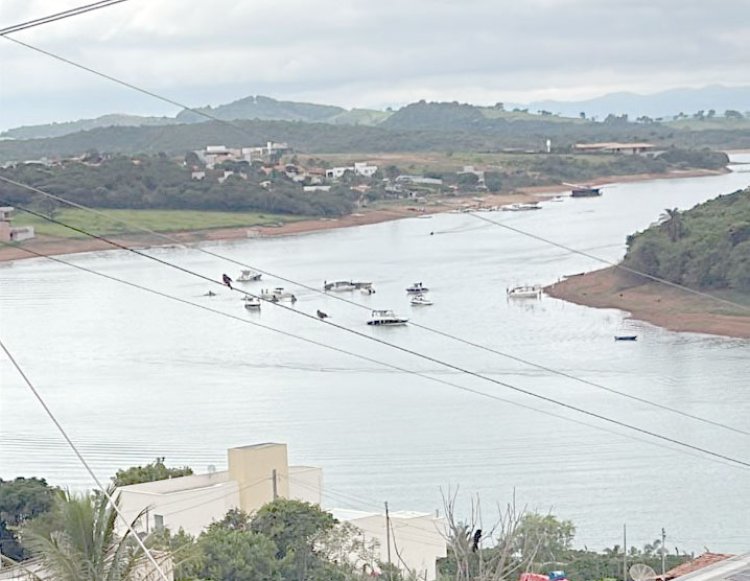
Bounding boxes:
[367,309,409,326]
[406,282,429,293]
[323,280,357,292]
[243,297,261,310]
[260,287,294,301]
[501,203,542,212]
[569,184,602,197]
[410,294,433,306]
[507,284,542,298]
[237,269,262,282]
[615,335,638,341]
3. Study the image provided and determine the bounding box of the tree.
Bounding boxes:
[484,172,503,193]
[659,208,685,242]
[184,151,202,168]
[24,488,167,581]
[0,477,56,561]
[440,490,546,581]
[513,513,575,568]
[113,457,193,487]
[250,499,337,581]
[724,109,744,119]
[199,527,280,581]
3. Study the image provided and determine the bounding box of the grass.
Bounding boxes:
[12,208,309,239]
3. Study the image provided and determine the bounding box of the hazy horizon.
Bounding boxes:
[2,0,749,130]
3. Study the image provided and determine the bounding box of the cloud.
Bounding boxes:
[1,0,749,128]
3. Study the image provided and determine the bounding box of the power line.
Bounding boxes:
[0,337,171,581]
[466,211,750,313]
[1,177,746,438]
[0,1,129,36]
[3,232,749,471]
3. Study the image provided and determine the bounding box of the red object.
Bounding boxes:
[520,574,550,581]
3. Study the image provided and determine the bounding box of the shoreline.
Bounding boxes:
[545,267,750,339]
[0,167,727,265]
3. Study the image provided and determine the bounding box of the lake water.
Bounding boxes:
[1,156,749,553]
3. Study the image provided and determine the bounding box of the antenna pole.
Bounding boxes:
[661,528,666,575]
[385,501,392,580]
[623,524,628,581]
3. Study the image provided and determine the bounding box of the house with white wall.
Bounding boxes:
[326,162,379,179]
[115,442,446,581]
[0,207,35,243]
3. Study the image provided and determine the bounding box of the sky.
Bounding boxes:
[1,0,749,129]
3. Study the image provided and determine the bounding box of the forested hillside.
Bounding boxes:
[624,187,750,292]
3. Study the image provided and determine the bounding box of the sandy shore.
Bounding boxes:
[0,167,727,265]
[546,267,750,339]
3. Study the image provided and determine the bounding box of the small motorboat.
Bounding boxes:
[367,309,409,326]
[243,297,261,310]
[260,287,294,301]
[567,183,602,197]
[237,269,262,282]
[406,282,429,293]
[317,309,329,319]
[410,294,433,306]
[324,280,357,292]
[507,285,542,299]
[615,335,638,341]
[204,290,217,297]
[501,202,542,212]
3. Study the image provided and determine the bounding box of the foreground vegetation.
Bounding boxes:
[1,464,694,581]
[625,187,750,293]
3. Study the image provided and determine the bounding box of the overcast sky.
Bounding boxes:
[1,0,749,129]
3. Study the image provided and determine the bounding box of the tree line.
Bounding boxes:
[625,187,750,293]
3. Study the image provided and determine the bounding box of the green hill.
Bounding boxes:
[625,187,750,293]
[175,95,346,123]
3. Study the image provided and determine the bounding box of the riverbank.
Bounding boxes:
[0,167,728,264]
[546,267,750,339]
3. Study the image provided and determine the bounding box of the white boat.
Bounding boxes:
[501,203,542,212]
[324,280,357,292]
[237,269,262,282]
[243,296,261,309]
[410,294,433,306]
[260,287,294,301]
[507,284,542,298]
[406,282,429,293]
[367,309,409,326]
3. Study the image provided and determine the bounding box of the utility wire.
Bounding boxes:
[467,211,750,313]
[0,1,129,36]
[1,177,747,438]
[0,337,171,581]
[2,223,749,471]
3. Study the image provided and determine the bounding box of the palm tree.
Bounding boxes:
[23,488,164,581]
[659,208,685,242]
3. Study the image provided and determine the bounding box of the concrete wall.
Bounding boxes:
[116,472,239,537]
[287,465,323,505]
[333,510,446,581]
[228,443,289,513]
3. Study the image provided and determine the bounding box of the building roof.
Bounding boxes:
[670,553,750,581]
[574,142,655,150]
[665,554,736,579]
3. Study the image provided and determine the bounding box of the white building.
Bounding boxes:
[116,443,321,537]
[0,207,35,243]
[115,443,446,581]
[326,162,379,179]
[332,508,446,581]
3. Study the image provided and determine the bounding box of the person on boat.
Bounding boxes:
[291,294,298,304]
[270,295,279,303]
[222,273,233,289]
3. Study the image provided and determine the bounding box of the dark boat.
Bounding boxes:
[571,186,602,197]
[614,335,638,341]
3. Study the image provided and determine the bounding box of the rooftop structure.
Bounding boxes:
[0,206,35,243]
[671,553,750,581]
[574,142,655,154]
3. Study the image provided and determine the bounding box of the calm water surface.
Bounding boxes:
[2,156,749,552]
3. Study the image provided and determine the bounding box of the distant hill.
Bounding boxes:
[524,85,750,120]
[174,95,346,123]
[1,114,180,140]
